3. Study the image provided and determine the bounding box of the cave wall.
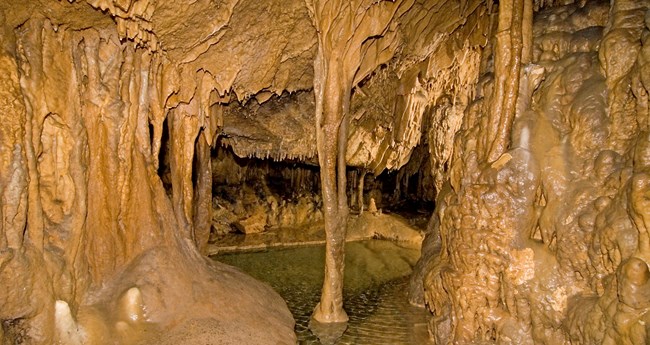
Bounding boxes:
[418,0,650,344]
[0,3,297,344]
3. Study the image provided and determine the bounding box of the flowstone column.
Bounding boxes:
[304,0,407,326]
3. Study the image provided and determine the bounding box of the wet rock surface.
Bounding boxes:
[413,1,650,344]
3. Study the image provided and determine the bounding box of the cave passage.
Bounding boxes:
[197,144,434,251]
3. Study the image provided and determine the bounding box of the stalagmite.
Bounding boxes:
[357,169,367,214]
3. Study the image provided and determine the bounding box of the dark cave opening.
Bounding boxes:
[157,116,172,195]
[204,141,435,243]
[154,125,435,243]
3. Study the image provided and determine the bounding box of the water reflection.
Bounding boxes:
[213,240,432,344]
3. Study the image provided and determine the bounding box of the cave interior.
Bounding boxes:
[1,0,650,344]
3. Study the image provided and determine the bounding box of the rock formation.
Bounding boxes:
[414,0,650,344]
[2,0,649,343]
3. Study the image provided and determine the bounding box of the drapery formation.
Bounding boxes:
[0,13,295,344]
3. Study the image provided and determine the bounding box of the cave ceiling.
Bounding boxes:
[1,0,577,174]
[2,0,505,173]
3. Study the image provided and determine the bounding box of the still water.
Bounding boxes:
[213,240,432,344]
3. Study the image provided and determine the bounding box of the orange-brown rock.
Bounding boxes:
[3,0,650,343]
[414,1,650,344]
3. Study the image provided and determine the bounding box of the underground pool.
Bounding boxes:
[212,240,432,344]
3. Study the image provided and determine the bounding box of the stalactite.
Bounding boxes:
[522,0,534,64]
[0,26,57,344]
[169,101,200,239]
[598,0,646,154]
[487,0,526,162]
[192,130,212,254]
[9,0,650,343]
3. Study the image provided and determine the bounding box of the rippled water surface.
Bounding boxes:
[213,240,432,344]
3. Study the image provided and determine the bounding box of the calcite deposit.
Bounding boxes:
[413,0,650,344]
[1,0,649,343]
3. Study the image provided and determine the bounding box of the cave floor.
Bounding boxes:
[213,240,433,344]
